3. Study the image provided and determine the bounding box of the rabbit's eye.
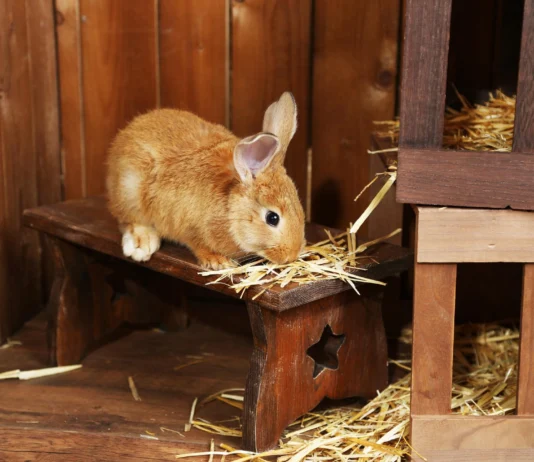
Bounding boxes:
[265,211,280,227]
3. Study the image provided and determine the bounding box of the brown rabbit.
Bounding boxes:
[106,92,305,269]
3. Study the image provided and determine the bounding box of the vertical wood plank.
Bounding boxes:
[411,262,457,415]
[26,0,62,296]
[513,0,534,153]
[399,0,452,148]
[80,0,158,195]
[0,0,43,341]
[26,0,61,207]
[311,0,400,230]
[56,0,85,199]
[518,263,534,415]
[159,0,227,125]
[232,0,311,205]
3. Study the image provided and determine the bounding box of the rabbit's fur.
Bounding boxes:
[106,92,305,269]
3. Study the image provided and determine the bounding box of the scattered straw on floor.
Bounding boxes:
[128,376,142,402]
[371,90,516,154]
[0,364,82,381]
[177,323,519,461]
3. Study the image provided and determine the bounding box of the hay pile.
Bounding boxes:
[372,90,516,153]
[178,323,519,461]
[200,170,398,299]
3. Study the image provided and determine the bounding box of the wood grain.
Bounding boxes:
[397,147,534,210]
[23,196,412,312]
[80,0,158,195]
[0,0,48,341]
[56,0,85,199]
[399,0,452,148]
[415,206,534,263]
[159,0,227,125]
[411,415,534,462]
[231,0,311,205]
[244,289,387,451]
[26,0,62,298]
[513,0,534,153]
[518,263,534,415]
[26,0,61,209]
[311,0,400,230]
[47,237,187,366]
[411,263,456,415]
[0,317,252,460]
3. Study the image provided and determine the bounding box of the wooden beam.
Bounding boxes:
[399,0,452,148]
[411,262,456,415]
[415,206,534,263]
[513,0,534,153]
[411,415,534,462]
[397,147,534,210]
[518,264,534,415]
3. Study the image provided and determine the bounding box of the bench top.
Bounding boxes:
[23,196,412,311]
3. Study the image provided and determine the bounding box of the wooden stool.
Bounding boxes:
[410,205,534,461]
[24,196,411,452]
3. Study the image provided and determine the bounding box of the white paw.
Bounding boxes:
[122,225,161,262]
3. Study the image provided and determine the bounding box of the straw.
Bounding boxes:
[179,322,519,461]
[128,376,142,402]
[371,90,516,155]
[0,364,82,381]
[199,160,401,299]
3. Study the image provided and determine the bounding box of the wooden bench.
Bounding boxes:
[23,196,412,452]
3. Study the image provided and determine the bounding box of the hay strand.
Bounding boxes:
[0,365,82,381]
[128,376,142,401]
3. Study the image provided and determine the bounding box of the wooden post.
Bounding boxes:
[398,0,452,148]
[518,264,534,415]
[513,0,534,154]
[411,263,457,415]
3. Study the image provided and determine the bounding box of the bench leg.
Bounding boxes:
[47,238,99,365]
[46,237,188,366]
[243,289,388,451]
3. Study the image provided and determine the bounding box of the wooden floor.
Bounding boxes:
[0,304,253,461]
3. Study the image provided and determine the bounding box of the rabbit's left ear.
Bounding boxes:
[234,133,281,182]
[262,92,297,164]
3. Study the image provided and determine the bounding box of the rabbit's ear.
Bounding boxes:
[262,92,297,163]
[234,133,281,182]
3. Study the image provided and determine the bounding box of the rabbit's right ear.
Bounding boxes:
[262,92,297,162]
[234,133,281,182]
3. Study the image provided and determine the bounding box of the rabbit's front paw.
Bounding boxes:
[196,249,236,270]
[122,224,161,262]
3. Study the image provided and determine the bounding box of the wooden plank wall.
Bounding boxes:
[232,0,312,205]
[0,0,61,343]
[311,0,401,234]
[56,0,400,230]
[1,0,403,340]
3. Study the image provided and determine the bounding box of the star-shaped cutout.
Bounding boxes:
[306,324,345,378]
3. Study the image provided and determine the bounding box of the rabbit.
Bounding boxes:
[106,92,306,270]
